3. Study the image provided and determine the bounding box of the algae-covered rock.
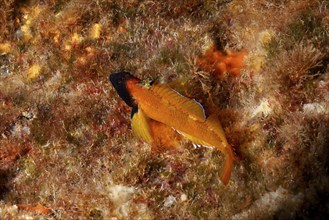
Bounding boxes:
[0,0,328,219]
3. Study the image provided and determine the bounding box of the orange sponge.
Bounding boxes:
[197,46,247,79]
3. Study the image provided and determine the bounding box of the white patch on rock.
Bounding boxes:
[108,185,135,218]
[109,185,135,206]
[232,187,303,220]
[251,99,272,118]
[303,103,328,115]
[180,193,188,202]
[164,195,176,208]
[12,124,31,138]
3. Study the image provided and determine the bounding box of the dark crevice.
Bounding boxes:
[0,169,14,200]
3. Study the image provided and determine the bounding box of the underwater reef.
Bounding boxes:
[1,0,329,219]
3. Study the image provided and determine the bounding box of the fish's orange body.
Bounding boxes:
[148,119,181,152]
[126,78,234,184]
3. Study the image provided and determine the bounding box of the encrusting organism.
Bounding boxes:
[110,72,236,185]
[197,46,247,79]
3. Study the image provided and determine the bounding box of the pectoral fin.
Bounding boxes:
[131,107,153,144]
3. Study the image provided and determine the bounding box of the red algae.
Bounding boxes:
[18,204,51,215]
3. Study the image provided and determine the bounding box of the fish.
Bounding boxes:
[109,71,235,185]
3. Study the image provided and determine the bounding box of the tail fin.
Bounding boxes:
[220,145,234,185]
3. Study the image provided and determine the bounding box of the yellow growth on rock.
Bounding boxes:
[27,64,41,79]
[71,33,83,45]
[89,23,102,39]
[0,43,11,55]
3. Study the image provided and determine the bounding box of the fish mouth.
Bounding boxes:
[109,71,134,85]
[109,71,136,107]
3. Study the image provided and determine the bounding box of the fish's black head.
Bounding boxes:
[109,71,137,107]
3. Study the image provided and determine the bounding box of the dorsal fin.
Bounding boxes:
[150,84,206,121]
[131,108,153,144]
